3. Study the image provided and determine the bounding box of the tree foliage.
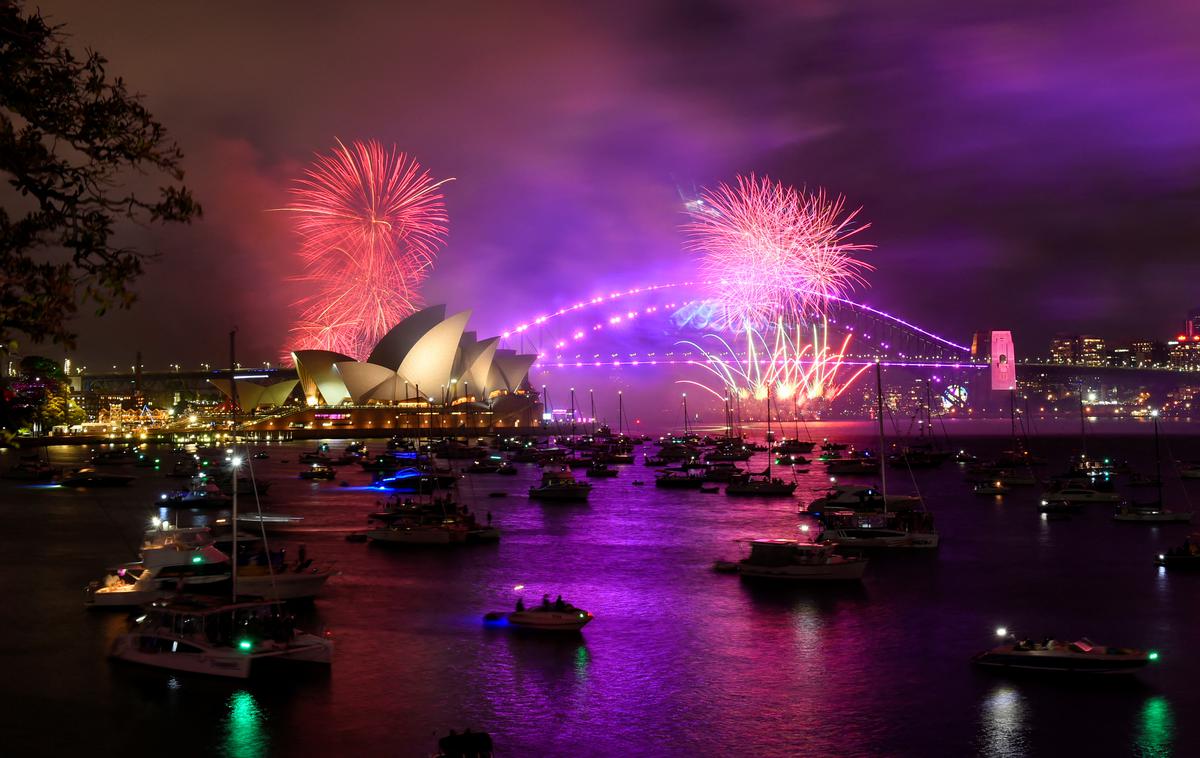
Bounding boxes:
[0,1,201,349]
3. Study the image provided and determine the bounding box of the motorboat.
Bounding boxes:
[496,461,518,475]
[1155,536,1200,569]
[655,470,704,489]
[773,438,816,455]
[973,480,1010,496]
[1114,502,1192,523]
[825,457,880,475]
[60,468,134,487]
[252,451,270,460]
[366,497,495,545]
[468,458,503,474]
[299,463,336,480]
[109,595,332,679]
[86,527,335,607]
[703,463,744,482]
[806,485,921,513]
[714,539,866,581]
[585,462,619,478]
[1039,485,1119,504]
[162,480,232,507]
[528,467,591,502]
[484,598,593,631]
[1127,473,1163,488]
[1038,498,1081,514]
[973,632,1157,675]
[725,468,797,497]
[91,448,137,466]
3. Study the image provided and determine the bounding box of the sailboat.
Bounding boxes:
[1115,412,1192,523]
[725,387,797,497]
[819,362,939,549]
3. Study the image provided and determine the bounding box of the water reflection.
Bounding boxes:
[1135,696,1172,758]
[223,690,268,758]
[977,685,1028,757]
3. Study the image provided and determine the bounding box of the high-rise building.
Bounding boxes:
[1079,336,1105,366]
[1129,339,1157,365]
[1185,308,1200,339]
[1049,334,1078,364]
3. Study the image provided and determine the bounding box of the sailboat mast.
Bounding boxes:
[617,391,624,436]
[231,454,239,600]
[876,361,888,514]
[765,387,772,480]
[1078,383,1087,456]
[1154,411,1163,506]
[589,389,596,436]
[681,393,689,434]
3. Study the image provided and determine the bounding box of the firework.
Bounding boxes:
[684,175,873,331]
[678,317,871,407]
[284,139,453,358]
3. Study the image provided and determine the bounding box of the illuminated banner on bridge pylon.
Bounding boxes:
[990,331,1016,391]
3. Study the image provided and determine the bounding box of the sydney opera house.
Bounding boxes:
[211,306,542,435]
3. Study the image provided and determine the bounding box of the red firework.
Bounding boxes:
[284,139,452,358]
[685,174,872,330]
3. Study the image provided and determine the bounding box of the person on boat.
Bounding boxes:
[554,595,565,610]
[515,597,525,612]
[486,511,492,526]
[541,594,551,609]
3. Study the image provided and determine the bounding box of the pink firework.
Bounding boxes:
[684,174,872,330]
[284,139,453,358]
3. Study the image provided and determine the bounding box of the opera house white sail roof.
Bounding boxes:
[288,306,537,406]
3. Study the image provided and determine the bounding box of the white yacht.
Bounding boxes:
[109,596,332,679]
[1113,502,1193,523]
[85,527,334,607]
[714,539,867,581]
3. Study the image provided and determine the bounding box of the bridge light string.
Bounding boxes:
[498,279,970,355]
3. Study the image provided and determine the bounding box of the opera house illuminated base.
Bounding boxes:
[212,306,542,436]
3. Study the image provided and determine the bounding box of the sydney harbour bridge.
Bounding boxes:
[78,280,1194,424]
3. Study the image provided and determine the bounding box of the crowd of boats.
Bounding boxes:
[5,404,1192,689]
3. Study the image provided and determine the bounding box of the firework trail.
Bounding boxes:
[677,317,871,407]
[684,174,872,331]
[284,139,453,358]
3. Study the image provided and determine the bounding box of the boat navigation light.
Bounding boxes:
[996,627,1008,638]
[1149,651,1160,661]
[238,639,253,652]
[1158,554,1165,561]
[800,524,810,533]
[191,554,204,564]
[151,516,162,527]
[513,585,525,591]
[231,456,243,467]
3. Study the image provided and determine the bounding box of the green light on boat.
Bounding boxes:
[1149,651,1159,661]
[238,639,253,652]
[191,555,203,564]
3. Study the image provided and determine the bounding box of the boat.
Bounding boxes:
[367,496,495,544]
[1178,462,1200,480]
[774,438,815,455]
[109,595,332,679]
[825,457,880,475]
[299,463,336,480]
[484,597,593,631]
[699,485,720,494]
[806,485,921,513]
[973,480,1010,496]
[655,470,704,489]
[496,461,518,475]
[162,479,232,507]
[714,539,867,581]
[528,467,591,502]
[585,462,618,478]
[91,448,137,466]
[1039,484,1119,504]
[468,458,502,474]
[90,523,334,604]
[1114,503,1192,523]
[60,468,134,487]
[252,451,270,460]
[0,458,55,481]
[819,511,939,549]
[973,630,1157,675]
[725,472,797,497]
[1038,498,1081,514]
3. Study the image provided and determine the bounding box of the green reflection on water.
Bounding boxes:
[1136,696,1172,758]
[224,690,268,758]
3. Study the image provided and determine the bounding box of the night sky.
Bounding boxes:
[36,0,1200,368]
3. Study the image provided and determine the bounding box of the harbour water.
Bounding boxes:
[2,422,1197,757]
